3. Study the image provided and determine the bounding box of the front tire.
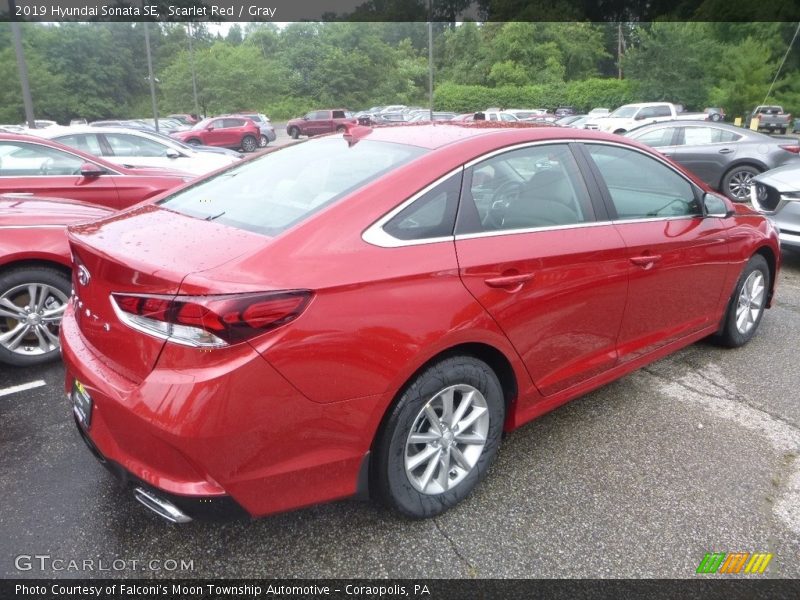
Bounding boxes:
[715,254,769,348]
[721,164,760,202]
[289,127,300,140]
[0,267,71,367]
[372,356,505,518]
[186,138,201,146]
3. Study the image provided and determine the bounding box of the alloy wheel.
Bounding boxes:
[404,384,490,495]
[0,283,68,358]
[735,270,765,335]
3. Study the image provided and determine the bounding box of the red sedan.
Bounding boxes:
[0,133,192,210]
[61,124,781,522]
[0,196,112,366]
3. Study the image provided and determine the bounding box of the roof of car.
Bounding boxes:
[344,122,626,150]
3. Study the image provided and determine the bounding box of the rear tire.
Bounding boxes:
[259,134,268,147]
[710,113,722,122]
[241,135,258,153]
[721,164,760,202]
[372,356,505,518]
[779,127,787,135]
[0,266,71,367]
[715,255,769,348]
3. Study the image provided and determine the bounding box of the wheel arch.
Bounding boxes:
[368,341,518,453]
[753,245,778,307]
[361,341,519,500]
[0,257,71,279]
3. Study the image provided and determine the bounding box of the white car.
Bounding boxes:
[29,126,241,176]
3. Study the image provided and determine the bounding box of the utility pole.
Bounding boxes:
[428,1,434,120]
[187,22,200,117]
[144,20,159,132]
[617,22,624,80]
[9,0,35,128]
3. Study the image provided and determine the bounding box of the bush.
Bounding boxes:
[434,78,638,113]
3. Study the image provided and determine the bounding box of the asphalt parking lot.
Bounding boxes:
[0,245,798,579]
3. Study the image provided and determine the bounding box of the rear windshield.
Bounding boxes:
[158,138,426,236]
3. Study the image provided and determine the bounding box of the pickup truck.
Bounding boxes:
[286,109,357,139]
[584,102,706,135]
[750,106,792,134]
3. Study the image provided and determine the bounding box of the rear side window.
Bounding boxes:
[585,144,700,219]
[54,134,103,156]
[681,127,741,145]
[332,111,346,119]
[159,138,426,237]
[382,172,462,241]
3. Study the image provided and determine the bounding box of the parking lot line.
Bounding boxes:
[0,380,47,398]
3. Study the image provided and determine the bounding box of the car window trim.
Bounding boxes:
[0,139,122,176]
[362,166,464,248]
[573,140,705,221]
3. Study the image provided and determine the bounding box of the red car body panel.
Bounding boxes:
[0,196,111,269]
[0,134,190,210]
[60,125,781,518]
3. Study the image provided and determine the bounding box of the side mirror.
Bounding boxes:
[206,125,214,131]
[302,116,309,120]
[634,113,646,121]
[79,163,105,178]
[703,192,733,218]
[165,149,181,159]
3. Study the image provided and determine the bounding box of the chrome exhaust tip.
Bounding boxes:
[133,487,192,523]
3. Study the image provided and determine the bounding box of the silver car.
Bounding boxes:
[751,164,800,250]
[626,121,800,202]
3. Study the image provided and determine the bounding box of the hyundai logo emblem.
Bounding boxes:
[77,265,91,287]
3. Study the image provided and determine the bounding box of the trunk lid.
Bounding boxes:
[68,204,268,381]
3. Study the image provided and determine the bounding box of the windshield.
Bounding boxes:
[609,106,638,118]
[159,138,426,237]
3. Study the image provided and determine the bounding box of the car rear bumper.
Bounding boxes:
[60,304,378,518]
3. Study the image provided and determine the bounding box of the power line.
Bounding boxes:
[761,21,800,106]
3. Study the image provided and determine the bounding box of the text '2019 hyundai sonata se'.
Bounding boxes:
[61,123,781,522]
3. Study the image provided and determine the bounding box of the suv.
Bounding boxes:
[171,117,261,152]
[229,112,277,147]
[286,110,357,139]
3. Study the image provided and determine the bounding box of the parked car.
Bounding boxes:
[171,117,261,153]
[554,106,577,117]
[0,125,25,133]
[588,108,610,117]
[168,114,201,126]
[751,164,800,250]
[625,121,800,202]
[406,112,458,122]
[90,120,156,132]
[69,119,88,126]
[505,109,549,120]
[585,102,707,134]
[32,126,241,176]
[0,196,112,366]
[704,107,726,122]
[555,114,587,127]
[452,111,520,123]
[61,124,779,523]
[228,112,277,147]
[286,109,357,139]
[139,118,190,134]
[0,133,192,209]
[749,105,792,134]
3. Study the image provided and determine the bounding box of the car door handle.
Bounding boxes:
[718,148,734,154]
[630,255,662,268]
[484,273,535,289]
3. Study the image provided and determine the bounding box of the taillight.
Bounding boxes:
[780,145,800,154]
[111,291,312,347]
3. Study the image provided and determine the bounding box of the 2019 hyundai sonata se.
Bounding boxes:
[61,123,781,522]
